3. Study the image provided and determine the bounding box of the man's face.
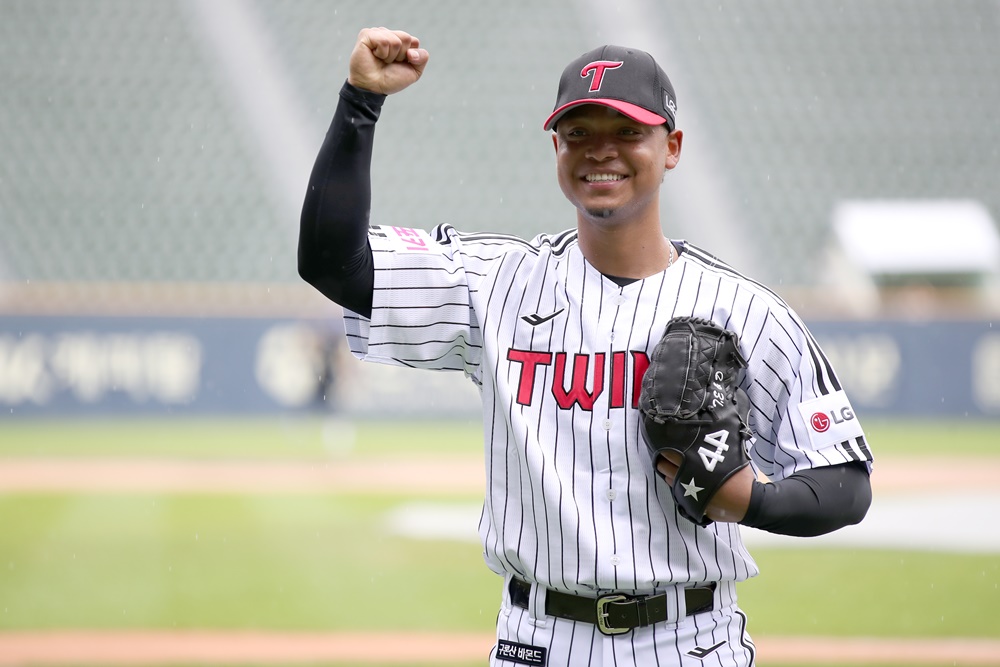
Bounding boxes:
[552,105,681,223]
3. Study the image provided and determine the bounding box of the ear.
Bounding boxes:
[552,132,559,153]
[664,129,683,171]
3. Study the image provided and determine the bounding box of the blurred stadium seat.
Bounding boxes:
[1,0,998,311]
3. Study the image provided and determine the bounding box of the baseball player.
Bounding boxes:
[299,28,873,666]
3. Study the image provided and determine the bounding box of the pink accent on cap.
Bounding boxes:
[543,98,668,131]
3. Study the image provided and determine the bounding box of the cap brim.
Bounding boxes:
[543,99,668,131]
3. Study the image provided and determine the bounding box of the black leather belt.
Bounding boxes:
[509,577,715,636]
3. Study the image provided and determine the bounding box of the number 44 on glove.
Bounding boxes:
[638,317,753,526]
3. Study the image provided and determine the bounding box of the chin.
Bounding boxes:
[585,207,617,220]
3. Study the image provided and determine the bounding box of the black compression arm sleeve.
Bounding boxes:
[297,82,386,318]
[740,461,872,537]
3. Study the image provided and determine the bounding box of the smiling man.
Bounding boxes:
[298,28,873,666]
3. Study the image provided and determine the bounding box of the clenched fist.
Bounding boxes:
[348,27,429,95]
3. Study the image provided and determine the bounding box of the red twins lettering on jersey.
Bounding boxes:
[797,390,864,450]
[580,60,623,92]
[507,348,649,410]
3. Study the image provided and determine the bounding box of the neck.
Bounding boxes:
[576,210,674,279]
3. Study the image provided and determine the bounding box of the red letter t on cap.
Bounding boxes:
[580,60,624,92]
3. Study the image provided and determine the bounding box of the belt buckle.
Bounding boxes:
[595,594,630,635]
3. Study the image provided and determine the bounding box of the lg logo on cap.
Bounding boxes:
[810,407,855,433]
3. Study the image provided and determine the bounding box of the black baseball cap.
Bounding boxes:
[543,45,677,132]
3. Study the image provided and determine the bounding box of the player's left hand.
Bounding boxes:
[656,452,754,522]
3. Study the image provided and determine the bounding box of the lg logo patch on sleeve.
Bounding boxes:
[797,390,864,450]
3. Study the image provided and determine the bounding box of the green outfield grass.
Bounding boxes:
[0,415,998,459]
[0,491,997,637]
[0,493,495,631]
[1,416,998,667]
[742,549,1000,637]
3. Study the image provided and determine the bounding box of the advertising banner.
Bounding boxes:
[0,315,996,418]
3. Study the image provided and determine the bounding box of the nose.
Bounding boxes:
[584,136,618,161]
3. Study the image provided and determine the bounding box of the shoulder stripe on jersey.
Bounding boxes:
[838,440,862,462]
[432,225,539,253]
[803,327,841,393]
[431,224,579,257]
[804,336,833,395]
[547,229,579,255]
[855,436,873,461]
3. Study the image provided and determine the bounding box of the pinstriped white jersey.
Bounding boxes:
[344,224,872,595]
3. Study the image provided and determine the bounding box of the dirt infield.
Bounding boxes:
[0,631,999,665]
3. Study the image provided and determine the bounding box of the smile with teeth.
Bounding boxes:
[585,173,625,182]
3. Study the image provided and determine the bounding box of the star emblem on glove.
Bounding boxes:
[680,478,704,500]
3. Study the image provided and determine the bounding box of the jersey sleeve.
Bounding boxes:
[743,301,873,481]
[342,224,484,375]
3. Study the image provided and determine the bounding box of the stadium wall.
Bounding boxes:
[0,314,997,419]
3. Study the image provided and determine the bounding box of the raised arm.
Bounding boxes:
[297,28,429,317]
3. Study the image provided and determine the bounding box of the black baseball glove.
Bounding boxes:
[638,316,753,526]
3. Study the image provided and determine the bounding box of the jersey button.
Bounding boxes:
[602,419,612,430]
[606,489,617,501]
[610,555,621,566]
[613,295,627,306]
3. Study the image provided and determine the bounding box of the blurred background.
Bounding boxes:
[2,0,1000,419]
[1,1,998,665]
